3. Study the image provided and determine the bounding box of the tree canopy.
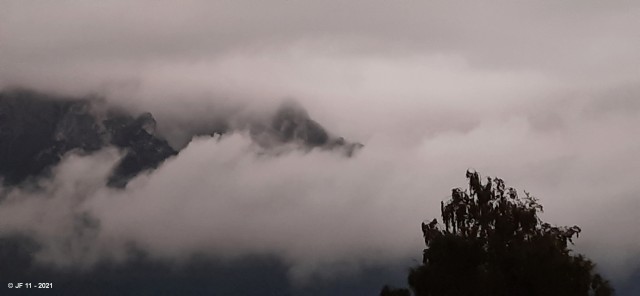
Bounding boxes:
[382,171,613,296]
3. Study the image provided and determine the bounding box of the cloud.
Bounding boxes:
[0,149,124,267]
[2,1,638,151]
[1,0,639,287]
[2,1,639,115]
[1,95,639,281]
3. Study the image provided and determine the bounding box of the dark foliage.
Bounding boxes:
[381,285,411,296]
[383,171,613,296]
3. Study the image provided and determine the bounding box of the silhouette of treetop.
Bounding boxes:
[382,171,613,296]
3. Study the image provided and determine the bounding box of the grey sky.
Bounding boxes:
[1,0,639,284]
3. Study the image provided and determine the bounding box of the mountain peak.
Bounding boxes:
[0,89,176,187]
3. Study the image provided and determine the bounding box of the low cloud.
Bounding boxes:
[1,0,639,287]
[1,96,638,281]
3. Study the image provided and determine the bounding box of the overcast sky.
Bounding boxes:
[1,0,640,288]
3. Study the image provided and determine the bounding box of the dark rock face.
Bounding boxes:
[0,90,84,185]
[0,89,177,187]
[251,101,363,155]
[0,90,369,295]
[103,112,177,187]
[0,89,360,187]
[271,102,329,146]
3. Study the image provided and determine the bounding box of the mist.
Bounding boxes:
[1,0,639,291]
[1,101,639,281]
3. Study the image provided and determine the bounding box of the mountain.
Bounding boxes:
[249,101,363,156]
[0,89,361,187]
[0,89,177,187]
[0,88,369,295]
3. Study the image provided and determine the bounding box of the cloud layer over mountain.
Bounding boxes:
[1,0,639,292]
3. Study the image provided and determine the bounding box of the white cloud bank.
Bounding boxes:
[1,0,639,283]
[1,100,638,280]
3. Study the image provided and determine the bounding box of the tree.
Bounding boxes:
[380,285,411,296]
[382,171,613,296]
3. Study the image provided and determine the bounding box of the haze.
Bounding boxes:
[0,0,639,292]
